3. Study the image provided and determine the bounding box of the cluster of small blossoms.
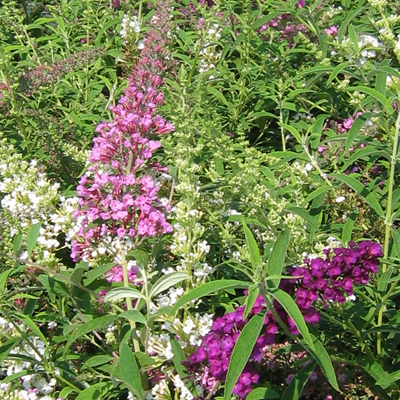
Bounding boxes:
[198,23,222,78]
[169,201,212,285]
[71,71,174,263]
[287,241,382,323]
[120,14,141,39]
[186,241,382,398]
[0,138,80,265]
[19,48,105,96]
[1,335,62,400]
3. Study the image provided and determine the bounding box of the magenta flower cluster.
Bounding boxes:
[71,4,174,262]
[288,240,382,324]
[185,241,382,399]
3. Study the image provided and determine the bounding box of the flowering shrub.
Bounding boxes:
[2,0,400,399]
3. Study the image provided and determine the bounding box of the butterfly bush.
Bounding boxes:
[0,136,79,267]
[185,241,382,398]
[71,62,173,265]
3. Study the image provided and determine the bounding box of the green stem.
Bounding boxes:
[121,256,141,352]
[347,319,375,359]
[377,106,400,356]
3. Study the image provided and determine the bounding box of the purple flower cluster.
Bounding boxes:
[289,241,382,324]
[185,295,303,398]
[71,4,174,263]
[185,241,382,398]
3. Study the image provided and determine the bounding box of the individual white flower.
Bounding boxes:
[47,322,57,329]
[335,196,346,203]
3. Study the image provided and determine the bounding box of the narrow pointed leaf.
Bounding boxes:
[63,315,118,357]
[345,112,374,153]
[308,336,339,391]
[27,222,42,259]
[243,283,260,320]
[150,272,189,298]
[120,343,144,400]
[269,289,314,350]
[284,208,317,230]
[104,287,146,303]
[243,222,260,269]
[245,387,280,400]
[330,173,384,218]
[119,310,147,325]
[170,280,249,314]
[282,361,316,400]
[224,313,265,400]
[266,229,290,288]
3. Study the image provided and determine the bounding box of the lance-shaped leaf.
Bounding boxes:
[149,272,189,298]
[170,280,249,314]
[120,343,144,400]
[223,313,265,400]
[104,287,146,302]
[266,229,290,288]
[243,222,261,269]
[27,222,42,259]
[63,315,118,357]
[308,336,339,391]
[282,361,316,400]
[269,289,314,351]
[330,173,384,218]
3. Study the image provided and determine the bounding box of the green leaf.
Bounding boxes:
[250,13,282,29]
[0,269,12,292]
[84,355,114,368]
[243,283,260,320]
[243,222,261,269]
[342,212,357,246]
[120,343,144,400]
[75,382,110,400]
[348,86,391,111]
[341,146,390,172]
[224,313,265,400]
[327,62,351,85]
[376,371,400,389]
[119,310,147,325]
[206,86,229,107]
[245,387,280,400]
[171,338,187,378]
[308,336,339,391]
[281,123,301,142]
[357,356,398,391]
[149,272,190,298]
[15,312,47,345]
[269,289,314,350]
[330,173,384,218]
[13,233,22,256]
[338,6,366,42]
[84,262,115,285]
[391,229,400,259]
[104,287,146,303]
[126,250,149,270]
[27,222,42,259]
[345,112,374,153]
[0,339,19,364]
[170,280,249,314]
[302,186,331,207]
[59,387,76,399]
[63,315,118,357]
[282,361,316,400]
[266,229,290,288]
